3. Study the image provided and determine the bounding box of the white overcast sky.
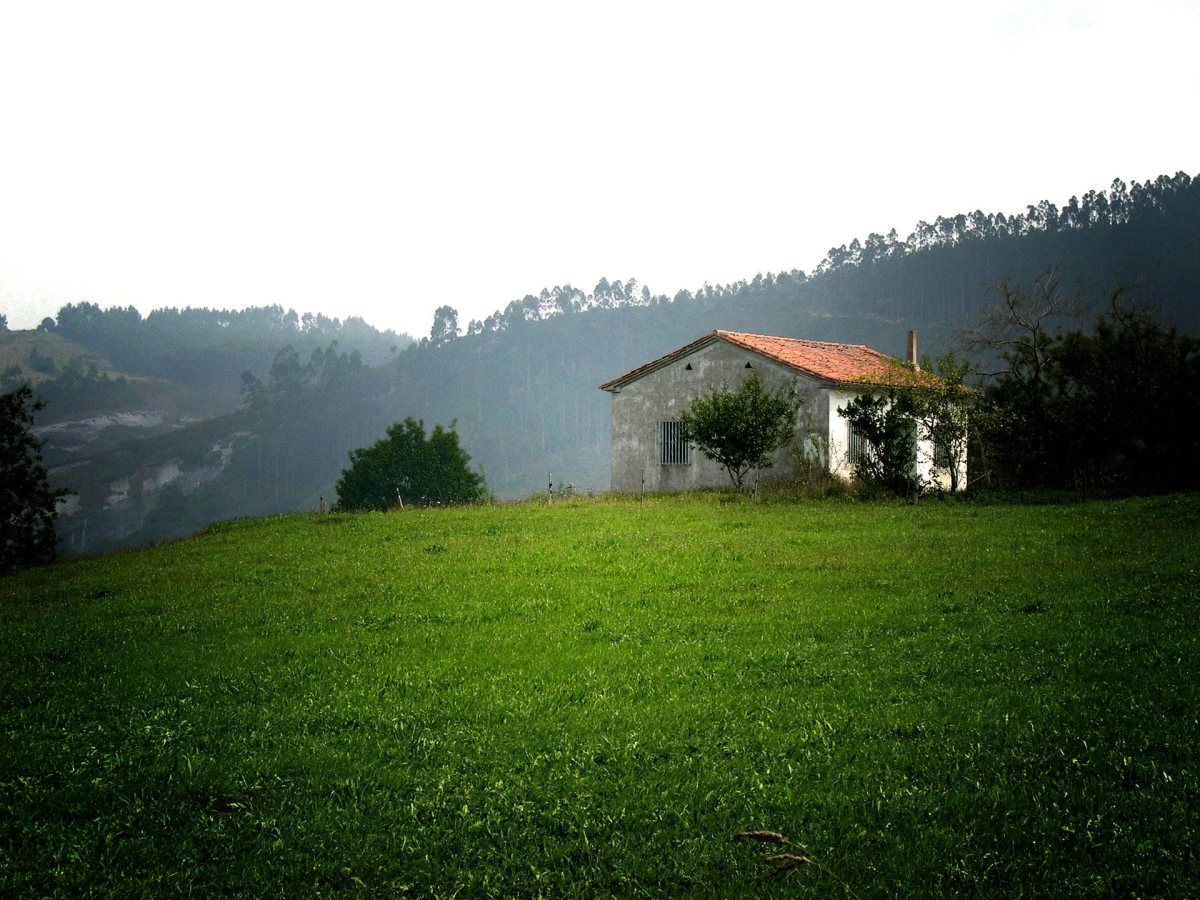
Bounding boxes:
[1,0,1197,339]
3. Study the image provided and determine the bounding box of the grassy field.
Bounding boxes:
[2,493,1199,898]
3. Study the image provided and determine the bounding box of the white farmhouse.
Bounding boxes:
[599,329,964,492]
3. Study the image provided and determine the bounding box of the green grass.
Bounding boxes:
[2,494,1199,898]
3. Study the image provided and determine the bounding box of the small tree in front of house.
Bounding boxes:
[893,351,976,492]
[680,371,799,488]
[839,392,920,496]
[841,353,981,495]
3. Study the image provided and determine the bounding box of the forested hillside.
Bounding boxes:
[5,171,1197,552]
[37,303,407,395]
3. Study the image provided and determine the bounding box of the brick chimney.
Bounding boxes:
[906,330,918,369]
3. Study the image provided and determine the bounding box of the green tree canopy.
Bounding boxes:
[335,417,484,511]
[1,385,69,574]
[1048,302,1200,490]
[680,371,799,488]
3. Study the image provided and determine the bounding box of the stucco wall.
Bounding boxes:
[824,387,858,480]
[606,340,830,492]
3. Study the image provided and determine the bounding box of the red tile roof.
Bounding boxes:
[599,330,909,391]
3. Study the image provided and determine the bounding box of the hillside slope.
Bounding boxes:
[0,307,410,551]
[0,330,126,389]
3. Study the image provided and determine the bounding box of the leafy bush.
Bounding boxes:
[680,372,799,488]
[335,417,484,511]
[839,392,921,496]
[27,345,56,375]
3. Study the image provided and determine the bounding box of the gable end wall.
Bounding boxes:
[607,341,832,492]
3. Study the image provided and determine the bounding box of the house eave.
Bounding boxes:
[598,332,724,392]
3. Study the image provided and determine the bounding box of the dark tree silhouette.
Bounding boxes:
[335,417,484,511]
[1,386,69,574]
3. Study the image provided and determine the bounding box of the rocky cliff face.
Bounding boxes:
[43,411,247,553]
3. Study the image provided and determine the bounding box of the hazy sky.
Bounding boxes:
[1,0,1197,339]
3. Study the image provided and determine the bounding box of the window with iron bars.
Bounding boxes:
[933,440,951,469]
[659,420,691,465]
[848,422,870,467]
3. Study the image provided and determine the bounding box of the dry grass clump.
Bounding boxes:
[758,450,858,500]
[736,830,862,897]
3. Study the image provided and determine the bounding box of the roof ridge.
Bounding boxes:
[716,329,873,350]
[600,329,912,392]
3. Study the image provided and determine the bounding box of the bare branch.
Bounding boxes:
[956,267,1083,387]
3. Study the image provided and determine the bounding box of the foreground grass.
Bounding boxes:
[2,494,1199,898]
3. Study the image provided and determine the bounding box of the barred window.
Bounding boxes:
[848,422,870,467]
[933,440,951,468]
[659,421,691,465]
